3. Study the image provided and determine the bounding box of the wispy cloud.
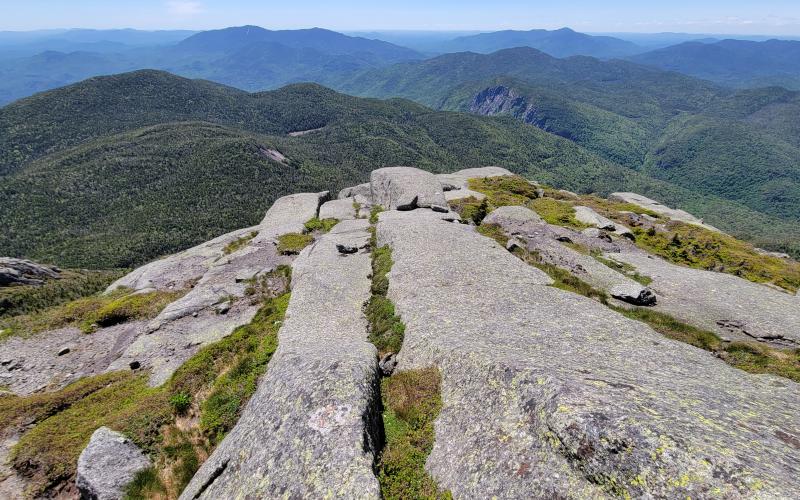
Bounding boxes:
[167,1,205,16]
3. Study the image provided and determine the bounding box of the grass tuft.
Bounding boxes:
[366,245,404,356]
[378,367,450,500]
[304,217,339,233]
[447,196,488,225]
[222,231,257,255]
[276,233,314,255]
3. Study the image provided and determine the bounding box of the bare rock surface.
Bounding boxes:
[377,210,800,498]
[0,322,143,395]
[370,166,447,211]
[338,182,371,200]
[0,258,60,287]
[76,427,151,500]
[107,225,258,293]
[483,205,543,227]
[181,219,381,499]
[444,188,486,202]
[319,198,361,220]
[573,206,632,238]
[607,248,800,346]
[609,192,720,232]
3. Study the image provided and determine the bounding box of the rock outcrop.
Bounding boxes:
[574,206,633,238]
[0,258,60,287]
[609,192,721,232]
[76,427,151,500]
[181,219,381,499]
[370,166,448,211]
[377,206,800,498]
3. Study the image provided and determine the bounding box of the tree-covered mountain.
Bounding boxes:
[0,26,424,105]
[628,39,800,89]
[4,70,798,267]
[333,47,800,244]
[437,28,643,58]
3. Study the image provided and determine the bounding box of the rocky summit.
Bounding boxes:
[1,166,799,499]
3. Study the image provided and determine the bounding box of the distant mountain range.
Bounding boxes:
[628,39,800,88]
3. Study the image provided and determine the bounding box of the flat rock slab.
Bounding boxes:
[0,322,142,395]
[377,211,800,498]
[370,166,448,211]
[181,219,381,499]
[338,182,371,200]
[609,192,720,232]
[483,205,543,227]
[76,427,151,500]
[608,248,800,346]
[573,206,632,237]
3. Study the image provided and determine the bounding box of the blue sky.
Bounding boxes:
[2,0,799,35]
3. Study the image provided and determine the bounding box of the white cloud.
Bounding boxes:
[167,1,204,16]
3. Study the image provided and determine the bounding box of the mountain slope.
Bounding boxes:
[4,71,798,267]
[439,28,642,58]
[629,39,800,89]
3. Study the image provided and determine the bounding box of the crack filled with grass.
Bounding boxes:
[364,216,449,499]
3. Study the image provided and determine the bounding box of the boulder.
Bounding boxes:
[181,219,380,499]
[338,182,371,200]
[76,427,151,500]
[436,166,513,191]
[573,206,633,238]
[482,205,543,228]
[378,211,800,498]
[610,283,657,306]
[370,167,447,211]
[609,192,721,232]
[319,198,359,221]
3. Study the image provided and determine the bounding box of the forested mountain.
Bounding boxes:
[629,39,800,89]
[0,26,423,105]
[3,70,798,267]
[438,28,643,58]
[334,47,800,246]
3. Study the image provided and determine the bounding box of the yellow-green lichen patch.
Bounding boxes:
[528,198,588,229]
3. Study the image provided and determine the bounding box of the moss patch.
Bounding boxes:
[447,196,488,225]
[276,233,314,255]
[366,244,405,356]
[467,175,538,207]
[378,367,450,500]
[476,223,510,248]
[631,222,800,293]
[3,292,289,497]
[304,217,339,233]
[1,288,184,340]
[528,198,587,229]
[0,268,125,318]
[222,231,257,255]
[369,205,385,224]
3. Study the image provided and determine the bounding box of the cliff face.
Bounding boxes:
[2,166,799,499]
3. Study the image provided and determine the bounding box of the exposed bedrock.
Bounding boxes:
[370,166,448,211]
[609,192,721,232]
[0,258,60,287]
[377,209,800,498]
[607,246,800,346]
[181,219,381,499]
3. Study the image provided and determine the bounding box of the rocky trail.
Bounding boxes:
[1,167,799,499]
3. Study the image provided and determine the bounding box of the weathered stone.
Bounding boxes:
[370,166,447,211]
[610,283,657,306]
[76,427,151,500]
[436,166,513,192]
[181,219,380,499]
[606,247,800,346]
[379,353,397,376]
[320,198,359,221]
[377,210,800,498]
[338,182,371,200]
[483,205,543,229]
[0,258,60,287]
[573,206,633,238]
[57,347,70,356]
[609,192,721,232]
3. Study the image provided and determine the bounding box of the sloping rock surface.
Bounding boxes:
[377,209,800,498]
[607,247,800,345]
[574,206,632,237]
[319,198,361,220]
[609,192,720,232]
[76,427,151,500]
[182,219,381,499]
[0,258,60,287]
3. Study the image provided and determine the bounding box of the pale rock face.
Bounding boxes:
[319,197,360,220]
[573,205,632,238]
[181,219,380,499]
[337,182,371,200]
[482,205,543,227]
[377,210,800,498]
[609,192,721,232]
[370,166,448,211]
[0,257,60,286]
[76,427,151,500]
